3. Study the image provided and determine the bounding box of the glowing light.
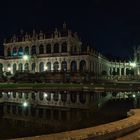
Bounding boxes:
[132,94,136,98]
[7,67,11,72]
[44,66,48,71]
[23,55,29,61]
[44,93,48,98]
[130,62,136,67]
[23,101,28,107]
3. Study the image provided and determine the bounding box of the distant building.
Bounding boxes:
[0,23,137,81]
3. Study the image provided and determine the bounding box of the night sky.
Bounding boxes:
[0,0,140,59]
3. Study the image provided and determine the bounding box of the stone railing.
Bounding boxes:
[12,109,140,140]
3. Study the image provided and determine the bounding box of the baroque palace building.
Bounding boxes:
[0,23,138,80]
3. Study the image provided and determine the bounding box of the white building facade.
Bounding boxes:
[0,23,138,79]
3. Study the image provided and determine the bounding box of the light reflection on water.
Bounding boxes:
[0,91,135,140]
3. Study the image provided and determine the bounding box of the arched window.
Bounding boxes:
[121,68,124,76]
[31,93,36,100]
[12,47,17,56]
[32,63,36,72]
[53,61,59,71]
[61,42,67,53]
[18,47,23,56]
[0,63,3,74]
[46,44,51,53]
[13,63,17,74]
[39,44,44,54]
[61,61,67,71]
[126,68,130,75]
[39,92,43,100]
[79,60,86,72]
[53,93,59,101]
[31,45,36,55]
[24,63,29,71]
[18,63,23,71]
[25,46,29,55]
[7,48,11,56]
[39,62,44,72]
[71,61,77,72]
[46,62,51,71]
[54,43,59,53]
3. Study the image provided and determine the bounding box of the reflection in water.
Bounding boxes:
[0,91,135,139]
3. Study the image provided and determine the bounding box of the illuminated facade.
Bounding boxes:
[0,23,137,79]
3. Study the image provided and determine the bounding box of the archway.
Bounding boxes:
[39,62,44,72]
[53,61,59,71]
[18,47,23,56]
[61,61,67,71]
[39,44,44,54]
[47,62,51,71]
[71,61,77,72]
[46,44,51,53]
[18,63,23,71]
[13,63,17,74]
[61,42,67,53]
[54,43,59,53]
[25,46,29,55]
[31,45,36,55]
[12,47,17,56]
[32,63,36,72]
[24,63,29,71]
[79,60,86,72]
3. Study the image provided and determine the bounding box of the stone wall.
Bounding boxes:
[13,109,140,140]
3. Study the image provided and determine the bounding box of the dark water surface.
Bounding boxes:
[0,98,134,140]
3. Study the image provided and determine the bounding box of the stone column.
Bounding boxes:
[51,61,54,71]
[124,67,126,76]
[119,67,121,76]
